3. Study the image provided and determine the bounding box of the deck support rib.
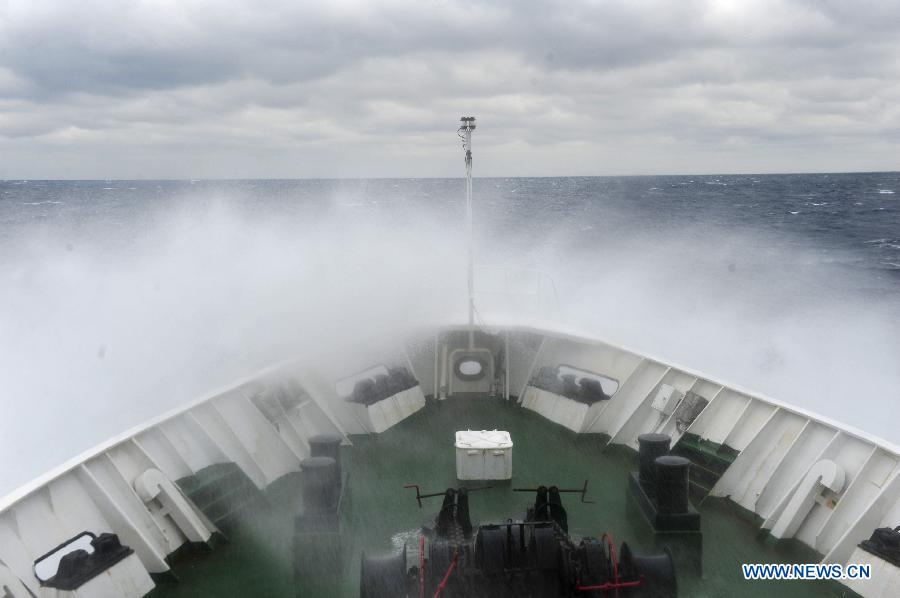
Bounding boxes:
[762,430,842,531]
[77,464,170,573]
[186,410,267,489]
[505,331,510,401]
[298,371,354,439]
[710,408,800,507]
[0,515,41,596]
[813,445,877,549]
[433,331,440,399]
[607,366,670,443]
[824,466,900,565]
[517,336,546,404]
[580,358,646,434]
[136,429,194,480]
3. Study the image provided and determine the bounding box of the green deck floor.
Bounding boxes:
[148,398,857,597]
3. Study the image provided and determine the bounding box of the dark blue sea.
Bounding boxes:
[2,174,900,276]
[1,173,899,493]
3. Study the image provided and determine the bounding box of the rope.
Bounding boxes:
[574,533,643,593]
[601,532,619,586]
[432,549,459,598]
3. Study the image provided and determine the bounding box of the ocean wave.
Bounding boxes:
[865,238,900,250]
[878,189,894,194]
[21,201,63,205]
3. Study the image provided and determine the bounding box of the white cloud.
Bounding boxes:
[1,0,898,177]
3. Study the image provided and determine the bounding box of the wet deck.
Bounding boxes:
[149,397,854,597]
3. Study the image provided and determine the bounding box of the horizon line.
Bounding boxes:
[3,169,899,182]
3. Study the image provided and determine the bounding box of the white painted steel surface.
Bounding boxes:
[519,387,589,433]
[845,547,900,597]
[358,387,427,434]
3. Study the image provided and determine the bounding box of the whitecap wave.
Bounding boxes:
[865,238,900,249]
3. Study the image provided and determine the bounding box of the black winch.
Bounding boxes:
[360,481,677,597]
[859,525,900,566]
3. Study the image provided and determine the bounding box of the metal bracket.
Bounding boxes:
[403,484,494,508]
[513,479,594,504]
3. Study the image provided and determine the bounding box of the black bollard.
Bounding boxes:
[655,455,691,515]
[309,434,343,482]
[637,433,671,496]
[300,456,339,513]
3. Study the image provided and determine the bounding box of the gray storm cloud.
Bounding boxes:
[1,0,899,177]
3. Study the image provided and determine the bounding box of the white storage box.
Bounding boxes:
[455,430,513,480]
[650,384,683,416]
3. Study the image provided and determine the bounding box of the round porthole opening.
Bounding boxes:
[456,358,486,381]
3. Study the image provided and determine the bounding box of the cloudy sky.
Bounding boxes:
[1,0,898,178]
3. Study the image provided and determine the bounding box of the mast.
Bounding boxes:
[459,116,477,350]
